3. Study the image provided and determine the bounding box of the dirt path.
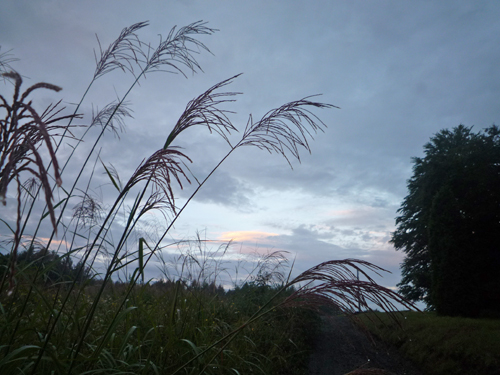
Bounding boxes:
[308,315,424,375]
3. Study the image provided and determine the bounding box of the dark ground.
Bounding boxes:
[308,315,424,375]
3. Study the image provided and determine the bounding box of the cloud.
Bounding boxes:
[189,171,255,210]
[234,223,405,289]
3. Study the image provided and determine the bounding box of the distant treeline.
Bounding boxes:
[0,247,93,285]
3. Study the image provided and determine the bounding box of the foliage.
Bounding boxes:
[0,246,93,285]
[391,125,500,315]
[0,20,416,374]
[358,311,500,375]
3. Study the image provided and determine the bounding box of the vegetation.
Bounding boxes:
[0,246,92,285]
[1,257,322,375]
[0,21,414,374]
[358,311,500,375]
[391,125,500,316]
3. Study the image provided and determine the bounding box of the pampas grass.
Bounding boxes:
[0,20,416,375]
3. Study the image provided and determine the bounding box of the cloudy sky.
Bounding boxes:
[2,1,500,295]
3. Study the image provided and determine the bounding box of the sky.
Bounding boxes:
[1,1,500,299]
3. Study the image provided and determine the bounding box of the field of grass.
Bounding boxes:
[357,310,500,375]
[0,278,322,374]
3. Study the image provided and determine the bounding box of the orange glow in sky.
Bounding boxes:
[218,231,279,243]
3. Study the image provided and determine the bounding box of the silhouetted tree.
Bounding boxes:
[392,125,500,316]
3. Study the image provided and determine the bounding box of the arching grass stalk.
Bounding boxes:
[107,91,331,294]
[171,259,418,375]
[102,91,336,374]
[39,148,189,372]
[0,72,83,353]
[78,75,243,366]
[99,73,242,265]
[3,22,148,355]
[21,20,215,286]
[125,95,337,301]
[54,76,330,372]
[17,21,148,266]
[43,21,217,290]
[25,21,218,374]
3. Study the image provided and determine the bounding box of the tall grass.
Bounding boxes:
[1,21,416,374]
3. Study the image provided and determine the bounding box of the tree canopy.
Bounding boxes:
[391,124,500,316]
